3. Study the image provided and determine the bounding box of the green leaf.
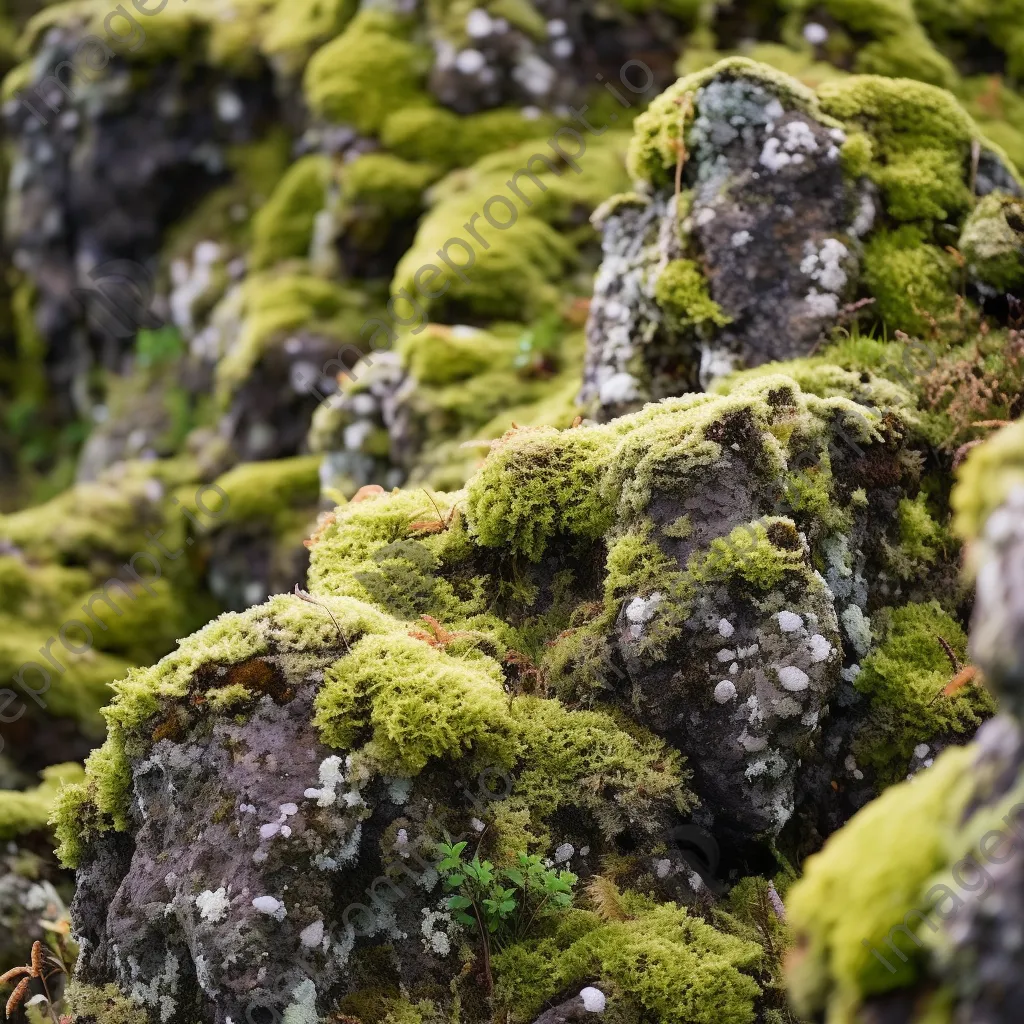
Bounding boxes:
[447,895,473,910]
[447,873,465,887]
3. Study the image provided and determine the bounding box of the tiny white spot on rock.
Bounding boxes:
[715,680,737,704]
[279,803,298,817]
[455,49,486,75]
[803,22,829,44]
[778,666,810,692]
[260,822,280,840]
[300,919,325,948]
[718,618,735,638]
[717,648,736,663]
[252,896,286,921]
[554,843,574,864]
[196,888,230,923]
[914,743,930,759]
[777,611,803,632]
[808,634,832,662]
[580,987,607,1013]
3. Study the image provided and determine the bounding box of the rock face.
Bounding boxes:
[56,364,997,1021]
[579,59,1022,420]
[0,0,1022,1018]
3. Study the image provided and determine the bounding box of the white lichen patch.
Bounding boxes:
[777,610,804,633]
[715,680,738,703]
[195,888,230,924]
[252,895,287,921]
[777,665,810,692]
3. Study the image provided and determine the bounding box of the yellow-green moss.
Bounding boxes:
[204,454,322,534]
[786,742,976,1017]
[303,10,428,134]
[862,226,960,335]
[852,601,995,783]
[391,132,631,322]
[250,155,332,271]
[951,418,1024,543]
[655,258,732,329]
[494,902,763,1023]
[214,270,370,403]
[958,192,1024,293]
[0,762,84,840]
[63,981,149,1024]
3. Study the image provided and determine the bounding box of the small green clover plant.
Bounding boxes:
[435,841,577,992]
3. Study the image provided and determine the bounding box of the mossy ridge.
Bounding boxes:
[852,601,996,785]
[53,582,687,871]
[786,742,976,1017]
[213,268,372,405]
[391,132,632,323]
[493,901,764,1024]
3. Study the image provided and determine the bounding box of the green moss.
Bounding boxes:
[303,10,428,133]
[818,76,981,223]
[0,762,84,840]
[250,155,331,271]
[466,425,618,562]
[952,419,1024,542]
[260,0,357,72]
[654,258,731,329]
[862,226,959,335]
[958,192,1024,293]
[391,132,631,322]
[204,454,322,534]
[852,602,995,782]
[382,105,561,169]
[64,981,149,1024]
[214,270,370,404]
[494,903,763,1023]
[786,742,976,1017]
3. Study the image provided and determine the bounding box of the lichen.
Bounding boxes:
[958,192,1024,294]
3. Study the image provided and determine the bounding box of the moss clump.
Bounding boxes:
[852,602,995,782]
[214,270,370,404]
[786,742,976,1017]
[466,425,618,562]
[250,155,331,271]
[820,76,983,223]
[862,226,959,335]
[958,192,1024,294]
[303,10,428,134]
[655,258,732,329]
[64,981,149,1024]
[381,105,560,170]
[951,418,1024,543]
[0,763,84,840]
[494,902,763,1023]
[391,133,631,322]
[203,454,322,535]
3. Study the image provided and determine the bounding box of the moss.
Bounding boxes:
[250,155,332,271]
[654,258,732,329]
[0,762,84,840]
[951,419,1024,543]
[818,76,982,223]
[303,10,428,134]
[786,742,976,1017]
[494,903,763,1023]
[852,602,995,783]
[466,425,618,562]
[391,132,631,322]
[204,454,322,534]
[64,981,149,1024]
[260,0,357,72]
[862,226,959,335]
[958,192,1024,293]
[382,105,561,169]
[214,270,370,403]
